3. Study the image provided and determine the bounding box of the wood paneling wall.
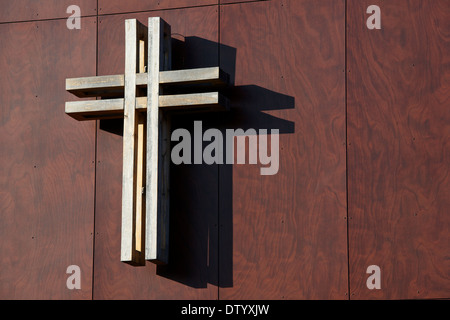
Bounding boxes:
[93,6,220,299]
[0,17,97,299]
[218,0,348,299]
[98,0,217,15]
[0,0,448,300]
[0,0,97,23]
[347,0,450,299]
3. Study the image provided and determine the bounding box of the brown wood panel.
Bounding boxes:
[93,6,220,299]
[98,0,217,15]
[219,0,348,299]
[347,0,450,299]
[0,0,97,23]
[0,17,97,299]
[220,0,265,4]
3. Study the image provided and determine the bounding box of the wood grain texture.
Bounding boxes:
[219,0,348,299]
[121,19,145,265]
[98,0,217,15]
[220,0,266,4]
[0,18,97,299]
[93,6,220,299]
[0,0,97,23]
[66,67,228,98]
[65,93,227,120]
[146,17,171,264]
[347,0,450,299]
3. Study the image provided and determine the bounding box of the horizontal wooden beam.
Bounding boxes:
[65,92,229,120]
[66,75,125,97]
[66,67,229,98]
[159,67,229,86]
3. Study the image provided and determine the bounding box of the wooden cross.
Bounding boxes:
[65,17,229,266]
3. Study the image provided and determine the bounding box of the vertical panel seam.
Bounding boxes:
[345,0,351,301]
[217,0,221,302]
[92,0,99,301]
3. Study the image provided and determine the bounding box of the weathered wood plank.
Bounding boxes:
[121,19,145,265]
[65,99,124,120]
[145,17,161,263]
[66,75,125,97]
[159,92,228,110]
[159,67,229,86]
[157,18,173,266]
[121,18,137,264]
[146,17,171,264]
[65,92,228,120]
[134,24,148,257]
[66,67,229,97]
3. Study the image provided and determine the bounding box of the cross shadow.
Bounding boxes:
[99,36,295,289]
[156,36,295,289]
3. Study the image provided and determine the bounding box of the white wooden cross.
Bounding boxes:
[65,18,229,265]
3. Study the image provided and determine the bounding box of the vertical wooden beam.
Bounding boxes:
[146,17,172,264]
[121,19,147,265]
[135,23,148,257]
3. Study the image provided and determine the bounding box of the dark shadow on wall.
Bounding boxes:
[99,36,295,289]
